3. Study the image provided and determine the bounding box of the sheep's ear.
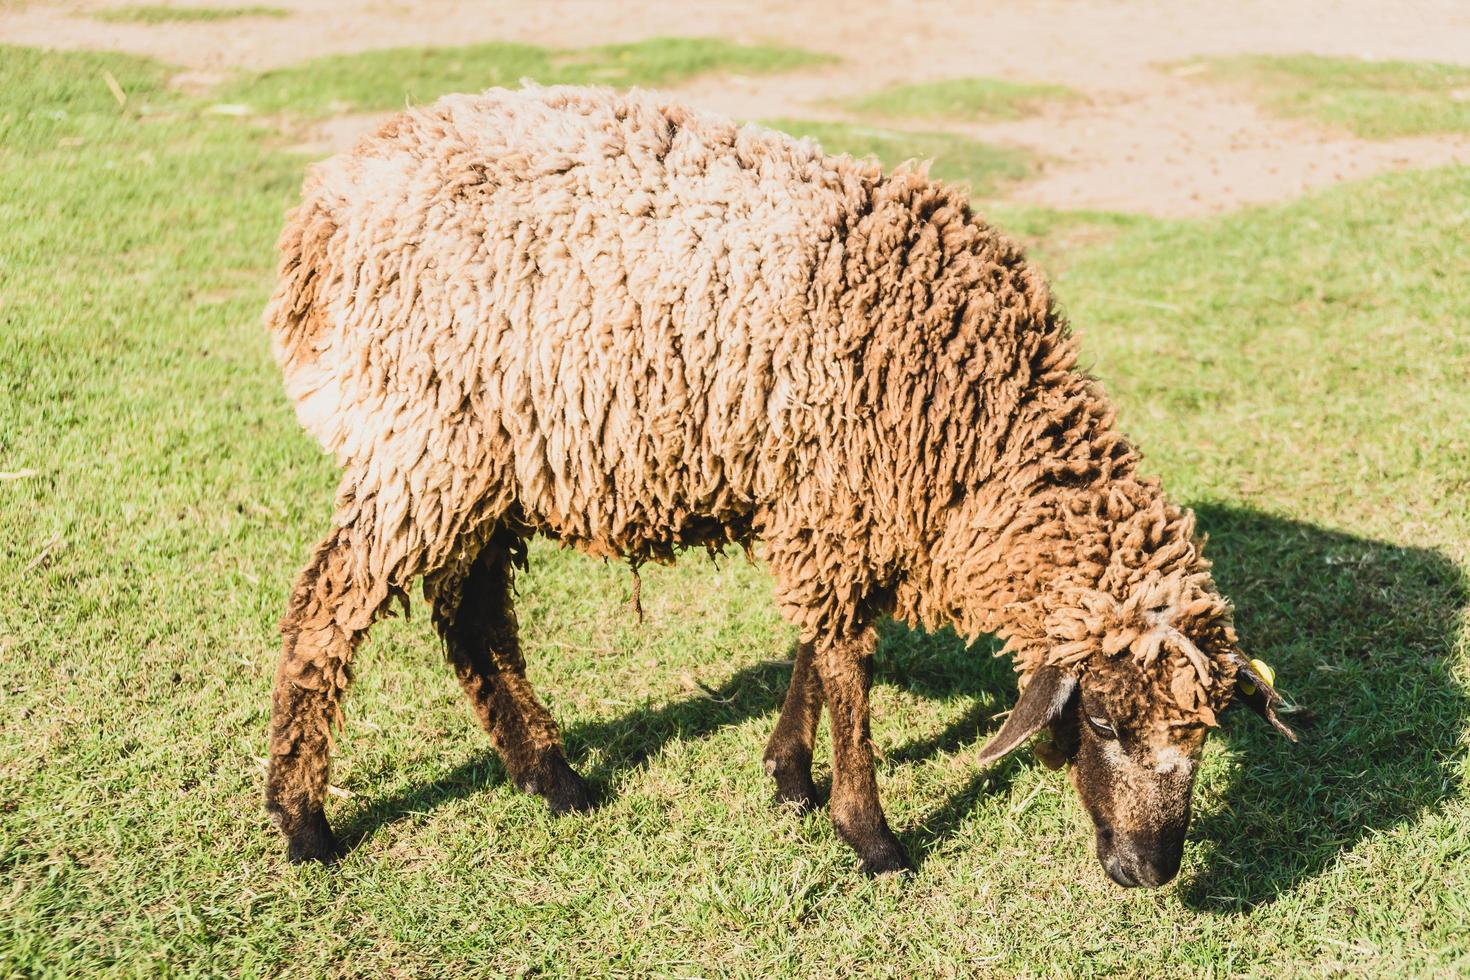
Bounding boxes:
[1231,655,1299,742]
[976,665,1077,767]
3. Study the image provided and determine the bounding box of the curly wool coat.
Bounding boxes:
[267,84,1239,743]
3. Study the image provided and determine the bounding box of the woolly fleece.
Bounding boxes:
[266,85,1241,739]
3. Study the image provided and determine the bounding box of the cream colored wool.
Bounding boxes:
[267,85,1241,735]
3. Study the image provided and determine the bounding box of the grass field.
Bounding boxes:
[94,5,290,24]
[2,41,1468,976]
[224,37,835,116]
[839,76,1078,123]
[1190,54,1470,138]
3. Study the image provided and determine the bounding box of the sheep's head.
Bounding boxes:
[977,579,1295,888]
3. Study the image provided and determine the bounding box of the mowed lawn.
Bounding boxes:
[2,42,1469,977]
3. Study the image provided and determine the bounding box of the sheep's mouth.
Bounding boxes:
[1101,851,1139,888]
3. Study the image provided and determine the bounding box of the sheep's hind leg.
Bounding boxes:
[815,627,911,875]
[763,641,823,812]
[266,527,378,864]
[427,529,592,815]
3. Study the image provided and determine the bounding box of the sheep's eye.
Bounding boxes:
[1086,715,1117,739]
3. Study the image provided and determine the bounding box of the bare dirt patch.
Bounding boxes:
[7,0,1470,216]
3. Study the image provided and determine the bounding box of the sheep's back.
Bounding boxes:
[266,85,878,563]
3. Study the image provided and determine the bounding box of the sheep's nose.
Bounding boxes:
[1096,825,1181,889]
[1129,848,1182,888]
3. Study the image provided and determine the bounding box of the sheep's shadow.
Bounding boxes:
[335,504,1468,909]
[333,624,1017,856]
[1176,504,1468,911]
[333,656,796,852]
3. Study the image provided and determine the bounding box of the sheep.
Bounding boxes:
[263,84,1294,884]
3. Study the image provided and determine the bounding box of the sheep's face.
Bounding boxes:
[975,653,1293,887]
[1053,684,1205,889]
[974,663,1211,889]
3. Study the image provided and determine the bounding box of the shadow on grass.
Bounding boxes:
[332,655,798,851]
[1177,504,1468,912]
[336,504,1467,910]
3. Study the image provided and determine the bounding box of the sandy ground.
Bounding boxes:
[6,0,1470,216]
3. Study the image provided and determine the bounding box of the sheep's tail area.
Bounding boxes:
[263,195,347,454]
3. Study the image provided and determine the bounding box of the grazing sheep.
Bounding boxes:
[264,84,1293,883]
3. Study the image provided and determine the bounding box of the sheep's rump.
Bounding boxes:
[268,86,893,572]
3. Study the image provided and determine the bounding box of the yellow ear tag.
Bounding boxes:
[1240,658,1275,696]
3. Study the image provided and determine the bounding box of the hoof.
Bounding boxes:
[519,754,594,815]
[858,838,914,877]
[837,822,912,877]
[283,809,339,865]
[770,765,821,815]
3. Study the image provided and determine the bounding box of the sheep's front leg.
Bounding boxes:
[763,641,823,812]
[266,529,372,864]
[427,532,592,815]
[815,627,911,875]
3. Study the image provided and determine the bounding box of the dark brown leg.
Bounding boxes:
[763,641,823,812]
[427,528,591,815]
[815,627,910,875]
[266,528,375,864]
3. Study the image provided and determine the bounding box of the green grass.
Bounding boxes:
[764,118,1031,197]
[1190,54,1470,138]
[3,43,1470,975]
[224,36,835,115]
[841,76,1078,122]
[94,4,289,23]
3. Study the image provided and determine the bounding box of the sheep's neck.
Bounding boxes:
[828,188,1223,675]
[894,390,1217,677]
